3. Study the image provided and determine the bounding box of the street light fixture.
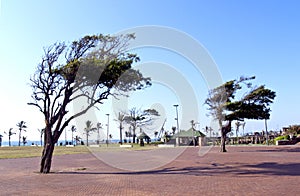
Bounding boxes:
[173,104,179,146]
[106,114,110,147]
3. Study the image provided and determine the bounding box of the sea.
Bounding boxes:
[0,139,123,147]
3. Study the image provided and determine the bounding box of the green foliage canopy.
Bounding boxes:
[205,76,276,124]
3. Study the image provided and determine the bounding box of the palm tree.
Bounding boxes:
[235,121,241,144]
[115,112,126,144]
[70,125,76,145]
[38,128,45,146]
[4,128,15,146]
[16,121,27,146]
[84,121,96,146]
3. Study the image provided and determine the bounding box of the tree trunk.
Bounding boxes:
[119,124,123,145]
[132,129,136,144]
[40,142,55,173]
[86,134,89,146]
[220,120,231,152]
[18,131,21,146]
[220,131,227,152]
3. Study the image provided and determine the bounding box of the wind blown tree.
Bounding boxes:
[16,121,27,146]
[4,128,15,146]
[205,76,276,152]
[124,108,159,143]
[28,34,151,173]
[84,121,97,146]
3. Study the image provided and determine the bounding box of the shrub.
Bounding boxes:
[150,141,164,145]
[274,135,290,141]
[263,140,275,145]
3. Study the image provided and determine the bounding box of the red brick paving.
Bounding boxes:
[0,145,299,195]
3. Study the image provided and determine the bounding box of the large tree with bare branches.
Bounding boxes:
[28,34,151,173]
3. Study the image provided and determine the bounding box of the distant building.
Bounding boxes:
[171,128,206,146]
[137,132,151,144]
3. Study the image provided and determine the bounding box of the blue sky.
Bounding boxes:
[0,0,300,141]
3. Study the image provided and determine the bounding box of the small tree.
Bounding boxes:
[22,136,27,146]
[84,121,97,146]
[4,128,15,146]
[124,108,159,143]
[75,135,81,145]
[286,125,300,137]
[16,121,27,146]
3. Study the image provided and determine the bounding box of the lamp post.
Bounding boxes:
[106,114,110,147]
[265,119,269,145]
[97,123,102,145]
[173,104,179,146]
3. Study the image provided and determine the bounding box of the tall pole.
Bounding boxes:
[265,119,269,145]
[106,114,110,147]
[173,104,179,146]
[97,123,101,145]
[191,120,195,146]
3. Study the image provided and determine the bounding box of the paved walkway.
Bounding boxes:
[0,145,300,195]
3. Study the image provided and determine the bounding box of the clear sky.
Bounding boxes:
[0,0,300,142]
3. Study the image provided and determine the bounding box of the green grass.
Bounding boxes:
[0,144,160,159]
[0,146,90,159]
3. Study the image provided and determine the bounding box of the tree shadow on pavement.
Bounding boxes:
[239,147,300,153]
[57,162,300,177]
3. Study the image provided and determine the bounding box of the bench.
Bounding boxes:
[158,144,175,148]
[89,144,100,147]
[120,144,133,148]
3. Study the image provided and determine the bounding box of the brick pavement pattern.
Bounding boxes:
[0,145,299,195]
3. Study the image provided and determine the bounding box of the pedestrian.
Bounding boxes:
[0,134,3,147]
